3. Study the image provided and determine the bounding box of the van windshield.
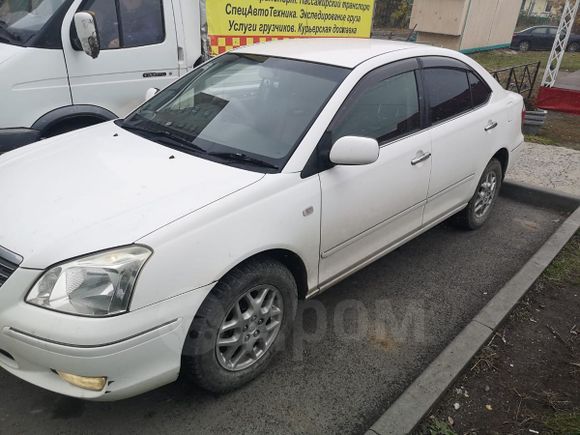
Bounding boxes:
[0,0,67,46]
[122,53,350,171]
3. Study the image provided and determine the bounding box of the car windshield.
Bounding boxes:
[0,0,67,46]
[122,53,350,169]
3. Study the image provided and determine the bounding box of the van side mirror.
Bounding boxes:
[74,12,100,59]
[329,136,379,166]
[145,88,160,101]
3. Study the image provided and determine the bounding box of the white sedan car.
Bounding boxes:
[0,39,524,400]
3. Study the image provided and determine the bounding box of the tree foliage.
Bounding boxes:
[373,0,413,29]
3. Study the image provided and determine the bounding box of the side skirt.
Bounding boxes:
[306,203,468,299]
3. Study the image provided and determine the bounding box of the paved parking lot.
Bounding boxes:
[0,196,566,434]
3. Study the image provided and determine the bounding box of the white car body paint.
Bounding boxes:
[0,39,524,400]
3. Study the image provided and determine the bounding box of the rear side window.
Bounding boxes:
[333,70,421,144]
[468,72,492,107]
[423,68,471,124]
[531,27,547,35]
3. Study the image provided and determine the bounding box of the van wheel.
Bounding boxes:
[181,258,297,393]
[452,159,503,230]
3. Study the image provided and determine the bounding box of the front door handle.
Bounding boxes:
[484,121,498,131]
[411,152,431,166]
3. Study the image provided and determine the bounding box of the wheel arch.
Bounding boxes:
[32,104,118,137]
[492,148,509,180]
[221,249,310,300]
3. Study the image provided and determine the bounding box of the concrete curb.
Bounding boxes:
[367,183,580,435]
[501,181,580,211]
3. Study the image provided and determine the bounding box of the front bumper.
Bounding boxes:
[0,268,214,401]
[0,128,41,153]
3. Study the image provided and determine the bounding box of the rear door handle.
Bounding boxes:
[411,152,431,166]
[484,121,498,131]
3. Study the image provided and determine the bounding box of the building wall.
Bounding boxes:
[411,0,521,52]
[409,0,470,36]
[461,0,522,50]
[416,32,462,50]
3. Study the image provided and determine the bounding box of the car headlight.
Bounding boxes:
[26,246,152,317]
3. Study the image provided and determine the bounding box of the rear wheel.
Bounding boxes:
[452,159,503,230]
[181,258,297,393]
[518,40,530,52]
[568,42,579,52]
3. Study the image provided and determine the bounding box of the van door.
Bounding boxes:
[61,0,180,118]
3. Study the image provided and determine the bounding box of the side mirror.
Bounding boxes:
[74,12,100,59]
[145,88,160,101]
[329,136,379,166]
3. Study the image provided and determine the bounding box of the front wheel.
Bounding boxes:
[452,159,503,230]
[518,40,530,52]
[181,258,297,393]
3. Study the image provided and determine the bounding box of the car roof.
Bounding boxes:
[234,38,420,68]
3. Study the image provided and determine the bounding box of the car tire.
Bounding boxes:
[452,158,503,231]
[518,40,530,52]
[181,257,297,393]
[568,42,579,52]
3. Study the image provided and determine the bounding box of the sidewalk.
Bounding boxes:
[506,142,580,197]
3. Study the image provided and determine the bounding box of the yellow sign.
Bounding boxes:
[207,0,375,55]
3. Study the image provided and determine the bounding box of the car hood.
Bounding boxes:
[0,42,23,66]
[0,123,264,268]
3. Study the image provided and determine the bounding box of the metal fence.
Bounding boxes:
[491,61,542,102]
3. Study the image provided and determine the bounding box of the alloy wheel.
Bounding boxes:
[216,285,284,371]
[474,171,498,218]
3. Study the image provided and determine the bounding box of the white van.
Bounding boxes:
[0,0,202,152]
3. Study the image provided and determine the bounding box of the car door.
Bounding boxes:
[62,0,180,118]
[420,57,500,224]
[531,27,550,49]
[545,27,558,49]
[317,59,432,286]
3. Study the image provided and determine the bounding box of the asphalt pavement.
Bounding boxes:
[0,196,566,434]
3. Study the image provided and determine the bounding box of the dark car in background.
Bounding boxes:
[511,26,580,52]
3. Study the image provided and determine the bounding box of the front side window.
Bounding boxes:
[122,54,349,169]
[0,0,68,46]
[79,0,164,49]
[423,68,471,124]
[332,70,420,144]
